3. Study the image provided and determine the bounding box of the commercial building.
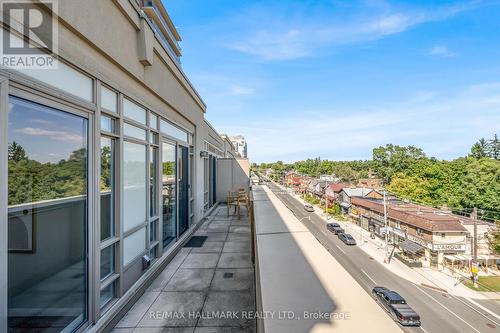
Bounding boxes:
[229,134,247,158]
[0,1,244,332]
[351,197,469,269]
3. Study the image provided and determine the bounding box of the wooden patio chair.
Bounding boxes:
[236,191,250,219]
[227,191,239,217]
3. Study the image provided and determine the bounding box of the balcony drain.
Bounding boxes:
[223,272,234,279]
[184,236,208,248]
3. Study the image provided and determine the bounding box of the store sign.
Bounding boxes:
[407,234,429,248]
[432,243,466,252]
[390,227,406,238]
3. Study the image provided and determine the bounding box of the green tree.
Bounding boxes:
[8,141,27,162]
[470,138,489,159]
[488,134,500,160]
[488,222,500,254]
[373,144,426,182]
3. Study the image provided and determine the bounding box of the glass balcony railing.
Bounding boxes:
[141,0,181,63]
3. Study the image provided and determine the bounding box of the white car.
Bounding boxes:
[304,204,314,212]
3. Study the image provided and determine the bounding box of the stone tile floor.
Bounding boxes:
[112,205,255,333]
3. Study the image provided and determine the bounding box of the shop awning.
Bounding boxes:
[340,202,351,208]
[399,240,425,254]
[445,254,500,262]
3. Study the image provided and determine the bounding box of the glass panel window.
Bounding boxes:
[149,132,159,145]
[100,137,115,240]
[100,245,114,280]
[124,227,146,265]
[150,112,158,129]
[7,96,88,332]
[162,142,177,248]
[100,282,115,308]
[150,146,158,217]
[101,85,118,113]
[150,220,158,242]
[160,119,188,142]
[101,116,115,133]
[150,245,158,260]
[123,142,147,232]
[123,98,146,124]
[124,123,146,141]
[19,58,93,101]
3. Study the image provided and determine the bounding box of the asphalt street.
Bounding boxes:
[266,182,500,333]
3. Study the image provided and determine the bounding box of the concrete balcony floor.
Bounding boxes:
[112,205,255,333]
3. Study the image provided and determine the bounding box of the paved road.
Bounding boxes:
[266,182,500,333]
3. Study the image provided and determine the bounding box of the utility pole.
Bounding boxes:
[473,207,478,262]
[383,190,389,263]
[472,207,478,288]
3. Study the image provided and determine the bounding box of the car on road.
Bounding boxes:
[326,223,344,234]
[372,287,421,326]
[338,233,356,245]
[304,204,314,212]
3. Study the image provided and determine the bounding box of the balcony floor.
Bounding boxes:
[112,205,255,333]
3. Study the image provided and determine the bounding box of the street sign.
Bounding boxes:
[471,261,479,275]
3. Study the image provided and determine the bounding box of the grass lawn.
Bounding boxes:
[463,276,500,292]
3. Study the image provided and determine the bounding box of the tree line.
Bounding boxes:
[253,135,500,222]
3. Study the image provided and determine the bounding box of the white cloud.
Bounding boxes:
[228,2,475,60]
[225,85,255,96]
[428,45,457,58]
[14,127,84,144]
[233,82,500,162]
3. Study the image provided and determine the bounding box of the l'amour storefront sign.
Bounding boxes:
[432,243,466,252]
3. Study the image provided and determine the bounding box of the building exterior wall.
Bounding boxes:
[0,2,235,333]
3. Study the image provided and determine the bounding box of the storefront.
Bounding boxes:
[369,217,386,238]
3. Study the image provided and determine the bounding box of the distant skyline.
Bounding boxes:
[166,0,500,163]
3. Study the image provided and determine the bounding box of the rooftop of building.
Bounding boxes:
[351,197,469,233]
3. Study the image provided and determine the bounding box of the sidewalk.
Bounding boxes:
[280,184,500,301]
[112,205,255,333]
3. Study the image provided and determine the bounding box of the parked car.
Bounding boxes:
[338,233,356,245]
[372,287,421,326]
[304,204,314,212]
[327,223,344,235]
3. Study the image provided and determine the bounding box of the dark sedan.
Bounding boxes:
[326,223,344,235]
[338,233,356,245]
[372,287,421,326]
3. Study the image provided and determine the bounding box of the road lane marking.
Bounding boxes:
[420,326,430,333]
[415,285,481,333]
[361,269,377,285]
[334,244,346,254]
[465,298,500,323]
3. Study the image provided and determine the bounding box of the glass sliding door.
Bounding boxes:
[162,141,176,248]
[123,142,147,266]
[178,146,189,236]
[7,96,88,333]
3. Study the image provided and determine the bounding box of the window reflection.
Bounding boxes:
[7,96,88,333]
[150,147,158,217]
[162,142,176,248]
[100,137,115,241]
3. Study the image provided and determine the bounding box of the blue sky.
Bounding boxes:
[166,0,500,163]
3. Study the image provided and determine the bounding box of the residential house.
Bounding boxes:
[357,178,384,189]
[284,171,302,192]
[324,183,349,208]
[307,179,329,201]
[319,174,340,182]
[298,176,313,194]
[338,188,380,214]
